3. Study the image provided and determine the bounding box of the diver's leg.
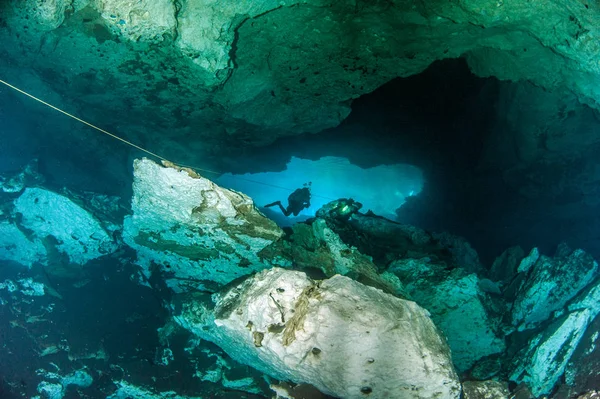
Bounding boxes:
[283,201,302,216]
[265,201,290,216]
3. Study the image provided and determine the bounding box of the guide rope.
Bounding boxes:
[0,78,334,200]
[0,79,167,162]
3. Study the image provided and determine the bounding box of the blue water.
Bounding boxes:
[217,156,424,226]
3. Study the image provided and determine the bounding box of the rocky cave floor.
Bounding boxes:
[0,255,268,399]
[3,59,600,398]
[1,156,600,398]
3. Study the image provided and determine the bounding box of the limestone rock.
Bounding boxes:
[562,278,600,394]
[108,379,256,399]
[317,210,440,266]
[489,245,525,283]
[322,209,483,272]
[462,380,510,399]
[484,83,600,171]
[35,369,93,399]
[511,247,598,331]
[0,221,47,267]
[577,392,600,399]
[461,1,600,110]
[0,159,45,194]
[0,2,581,152]
[389,259,505,373]
[13,187,117,265]
[508,255,600,396]
[123,158,284,292]
[5,0,600,159]
[555,311,600,398]
[517,247,540,274]
[177,268,461,399]
[288,218,406,297]
[0,278,46,297]
[176,0,298,82]
[20,0,73,30]
[191,348,268,396]
[510,309,593,397]
[97,0,177,42]
[108,380,205,399]
[468,357,504,381]
[270,382,331,399]
[306,203,503,372]
[431,231,483,274]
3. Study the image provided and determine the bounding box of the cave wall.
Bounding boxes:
[2,0,600,164]
[3,0,600,265]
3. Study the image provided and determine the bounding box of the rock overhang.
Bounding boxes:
[2,0,600,159]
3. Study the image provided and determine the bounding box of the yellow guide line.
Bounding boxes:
[0,78,169,162]
[0,78,334,199]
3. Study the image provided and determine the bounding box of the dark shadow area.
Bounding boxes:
[0,258,269,398]
[0,91,135,203]
[216,57,600,266]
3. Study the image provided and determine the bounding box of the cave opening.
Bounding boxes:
[4,1,600,395]
[218,56,600,267]
[2,54,598,268]
[218,57,513,264]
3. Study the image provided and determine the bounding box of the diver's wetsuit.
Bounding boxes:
[265,187,311,216]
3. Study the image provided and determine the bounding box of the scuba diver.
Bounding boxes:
[265,182,312,216]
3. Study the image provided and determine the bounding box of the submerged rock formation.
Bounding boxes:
[123,158,284,292]
[489,243,600,397]
[5,156,600,398]
[390,259,505,374]
[0,185,118,273]
[8,159,600,399]
[461,380,511,399]
[14,187,118,265]
[3,0,600,157]
[0,220,47,267]
[176,267,461,399]
[510,245,598,331]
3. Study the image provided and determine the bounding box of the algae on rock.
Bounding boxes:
[176,267,462,399]
[122,158,284,292]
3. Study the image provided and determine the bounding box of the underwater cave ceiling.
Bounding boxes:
[2,0,600,161]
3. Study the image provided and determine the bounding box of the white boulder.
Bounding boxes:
[0,220,47,267]
[13,188,117,265]
[177,267,461,399]
[123,158,283,292]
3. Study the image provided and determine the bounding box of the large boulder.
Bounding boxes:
[285,217,406,297]
[489,245,525,285]
[0,220,47,267]
[509,309,594,397]
[13,187,118,266]
[511,245,598,331]
[123,158,284,292]
[508,248,600,396]
[389,258,505,373]
[176,267,461,399]
[312,201,505,373]
[556,300,600,398]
